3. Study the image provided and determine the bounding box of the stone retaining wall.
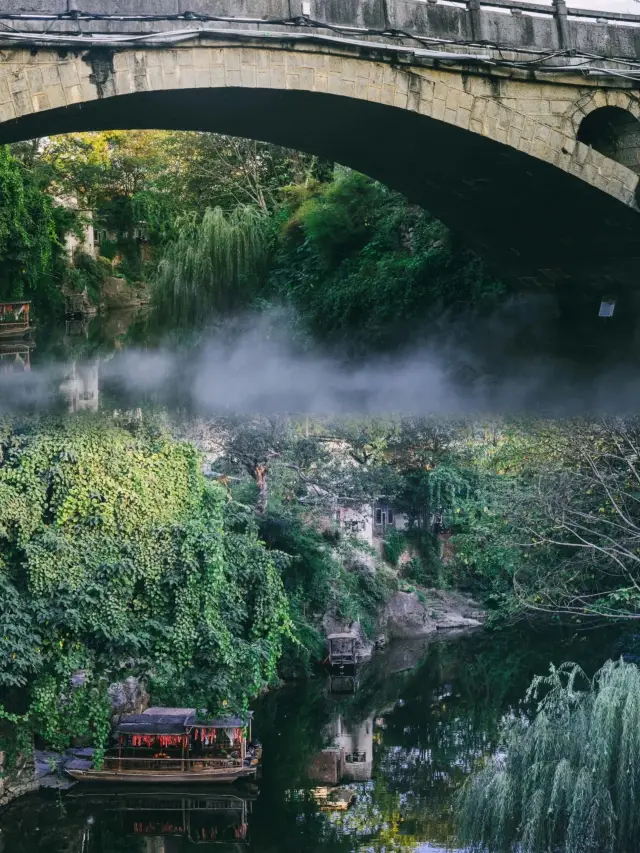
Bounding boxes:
[0,750,39,808]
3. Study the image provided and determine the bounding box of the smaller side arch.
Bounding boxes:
[577,105,640,175]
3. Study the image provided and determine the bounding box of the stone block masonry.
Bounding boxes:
[0,10,636,303]
[0,44,635,206]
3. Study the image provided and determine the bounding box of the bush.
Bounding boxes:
[384,530,407,566]
[68,251,112,302]
[0,417,293,755]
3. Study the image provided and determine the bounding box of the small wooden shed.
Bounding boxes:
[327,633,357,667]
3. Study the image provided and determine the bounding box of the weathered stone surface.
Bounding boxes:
[380,592,437,639]
[4,1,640,62]
[379,590,484,640]
[108,675,150,727]
[0,11,636,299]
[0,748,39,808]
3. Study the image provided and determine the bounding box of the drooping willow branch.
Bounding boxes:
[152,205,269,325]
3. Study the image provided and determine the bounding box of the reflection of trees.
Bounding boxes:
[0,627,621,853]
[249,627,622,853]
[366,627,624,851]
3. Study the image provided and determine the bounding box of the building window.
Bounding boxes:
[388,509,394,525]
[375,508,382,525]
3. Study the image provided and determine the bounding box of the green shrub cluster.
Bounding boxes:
[0,416,293,756]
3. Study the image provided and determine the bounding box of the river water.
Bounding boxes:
[0,624,634,853]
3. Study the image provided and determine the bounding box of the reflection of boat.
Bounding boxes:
[67,785,255,845]
[64,317,91,340]
[329,674,358,694]
[65,708,261,785]
[0,342,32,374]
[0,301,35,339]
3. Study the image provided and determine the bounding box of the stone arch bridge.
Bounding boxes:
[3,1,640,302]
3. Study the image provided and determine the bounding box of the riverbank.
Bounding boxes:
[0,624,628,851]
[323,588,485,663]
[0,623,485,809]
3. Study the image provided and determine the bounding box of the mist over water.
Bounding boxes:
[0,307,638,416]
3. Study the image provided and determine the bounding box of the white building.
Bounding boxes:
[55,194,95,260]
[334,500,409,548]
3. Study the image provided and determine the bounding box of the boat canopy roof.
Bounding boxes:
[116,707,253,735]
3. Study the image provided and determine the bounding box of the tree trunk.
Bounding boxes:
[255,464,268,514]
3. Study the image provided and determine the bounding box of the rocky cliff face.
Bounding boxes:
[0,749,38,808]
[321,588,485,661]
[108,676,150,728]
[378,589,484,640]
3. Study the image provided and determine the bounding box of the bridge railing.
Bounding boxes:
[1,0,640,25]
[1,1,639,57]
[443,0,640,25]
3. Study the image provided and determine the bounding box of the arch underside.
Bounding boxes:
[1,85,638,298]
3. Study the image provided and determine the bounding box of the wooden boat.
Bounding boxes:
[0,301,34,339]
[66,708,261,785]
[64,290,97,318]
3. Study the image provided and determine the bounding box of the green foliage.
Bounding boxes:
[404,538,442,586]
[457,658,640,853]
[3,132,506,335]
[65,251,112,303]
[0,146,60,310]
[259,510,360,675]
[0,416,293,754]
[152,206,270,324]
[270,170,505,353]
[384,530,406,566]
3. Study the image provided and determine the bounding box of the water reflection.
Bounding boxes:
[0,786,255,852]
[0,343,31,375]
[308,714,374,785]
[60,360,100,413]
[75,787,254,849]
[0,616,633,851]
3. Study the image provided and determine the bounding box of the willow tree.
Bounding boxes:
[152,205,269,325]
[457,659,640,853]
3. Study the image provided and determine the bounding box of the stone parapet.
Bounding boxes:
[1,0,640,60]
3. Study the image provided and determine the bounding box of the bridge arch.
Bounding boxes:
[0,41,638,294]
[576,102,640,176]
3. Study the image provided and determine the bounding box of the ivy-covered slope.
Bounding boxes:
[0,416,292,754]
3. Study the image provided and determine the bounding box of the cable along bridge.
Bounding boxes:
[1,0,640,299]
